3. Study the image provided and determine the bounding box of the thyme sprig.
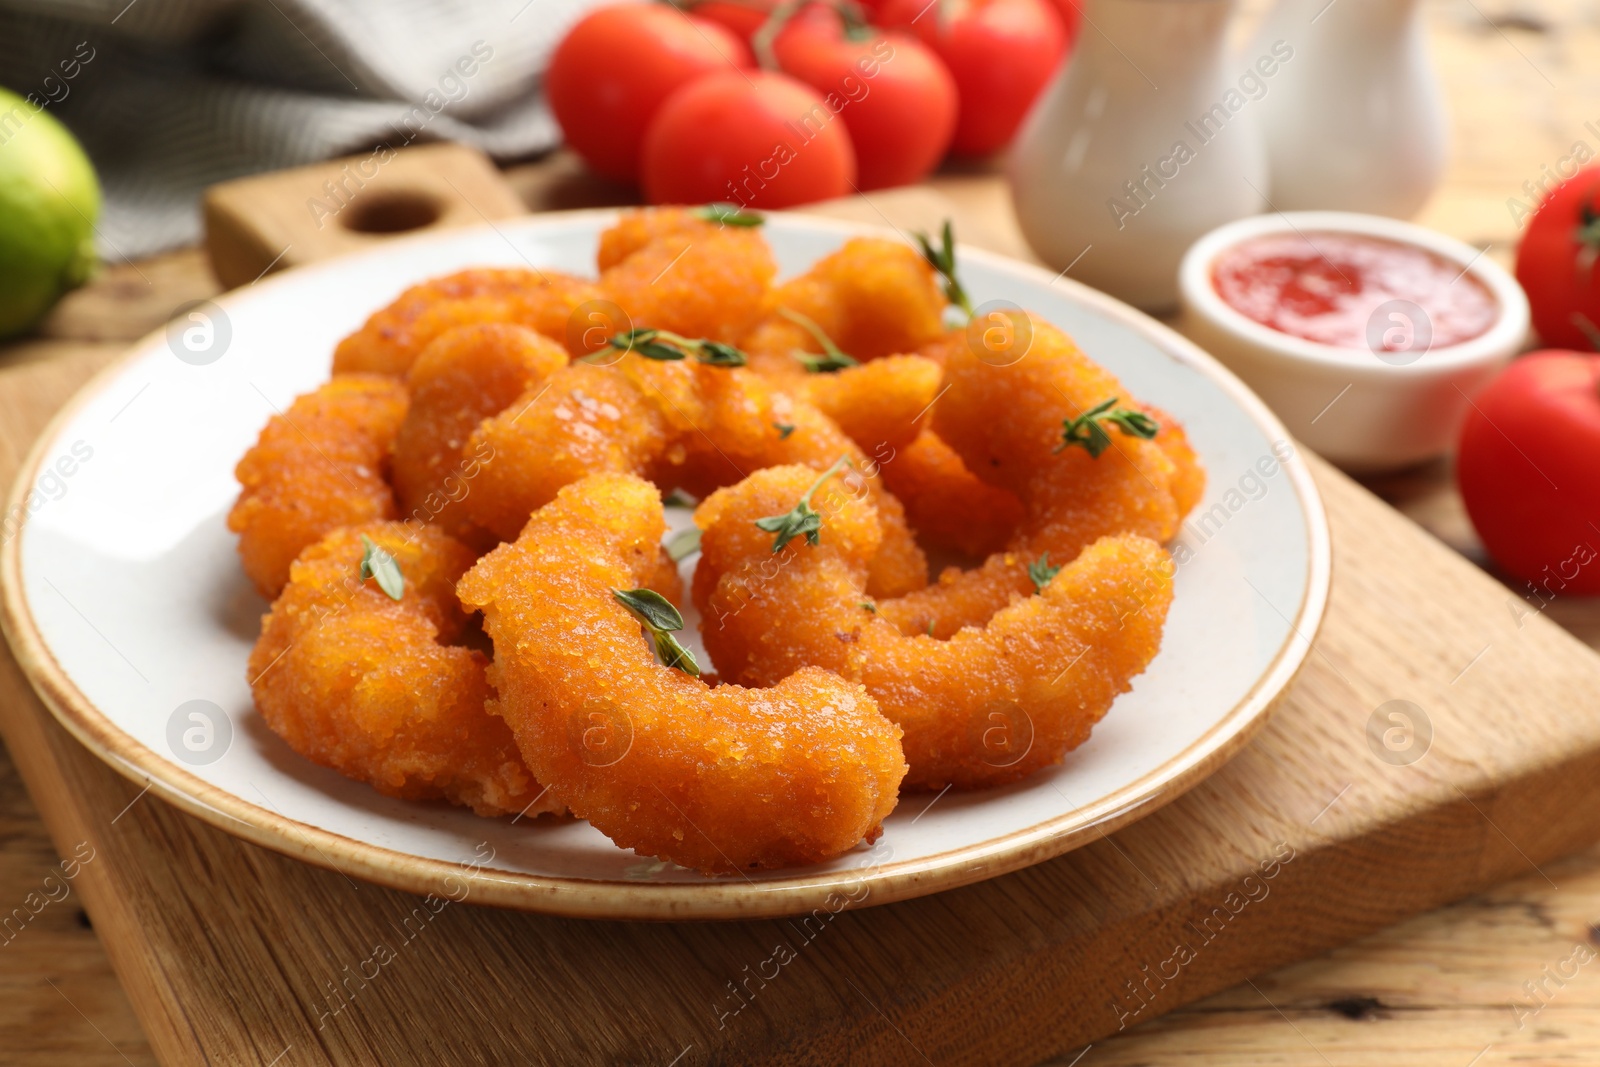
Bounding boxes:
[612,587,700,677]
[1057,398,1160,458]
[597,328,748,367]
[753,456,852,552]
[914,219,975,321]
[666,526,702,562]
[695,202,765,228]
[1028,552,1062,595]
[779,307,859,373]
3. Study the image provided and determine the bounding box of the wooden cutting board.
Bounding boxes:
[6,151,1600,1067]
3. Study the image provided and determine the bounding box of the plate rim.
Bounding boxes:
[0,207,1331,920]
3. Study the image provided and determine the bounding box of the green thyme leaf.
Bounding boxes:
[613,587,685,632]
[753,455,851,552]
[1057,398,1160,458]
[697,340,749,367]
[795,350,859,373]
[860,601,877,613]
[651,630,701,677]
[773,421,796,439]
[1028,552,1062,595]
[612,587,700,676]
[754,508,823,553]
[913,219,974,319]
[778,307,859,373]
[358,535,404,601]
[695,202,765,228]
[666,526,702,562]
[606,328,749,367]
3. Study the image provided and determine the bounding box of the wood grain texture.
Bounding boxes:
[203,143,525,289]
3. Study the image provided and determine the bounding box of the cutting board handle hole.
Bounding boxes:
[341,191,442,235]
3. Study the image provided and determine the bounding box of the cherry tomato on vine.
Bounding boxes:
[641,70,857,208]
[547,4,753,183]
[1457,350,1600,595]
[1515,164,1600,351]
[876,0,1066,156]
[770,6,957,189]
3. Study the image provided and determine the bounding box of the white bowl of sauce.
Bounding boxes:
[1177,211,1529,470]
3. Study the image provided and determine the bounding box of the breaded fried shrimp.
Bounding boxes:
[332,268,602,376]
[229,375,408,599]
[880,429,1024,558]
[693,466,1173,790]
[599,213,776,342]
[596,207,723,271]
[462,353,929,593]
[249,523,556,818]
[464,359,673,542]
[799,355,942,456]
[457,474,906,873]
[392,324,570,542]
[670,379,929,598]
[740,237,948,382]
[873,316,1204,637]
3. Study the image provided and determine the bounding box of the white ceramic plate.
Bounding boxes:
[0,210,1329,920]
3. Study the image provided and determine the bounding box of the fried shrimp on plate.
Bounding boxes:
[457,473,906,873]
[249,522,558,818]
[693,465,1174,791]
[229,374,407,599]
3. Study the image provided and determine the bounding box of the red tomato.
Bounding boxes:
[640,70,857,208]
[547,4,753,183]
[1457,350,1600,595]
[876,0,1066,156]
[1043,0,1082,43]
[1515,165,1600,351]
[693,0,779,42]
[773,11,957,189]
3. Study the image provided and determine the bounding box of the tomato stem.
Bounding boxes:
[752,0,808,71]
[752,0,876,69]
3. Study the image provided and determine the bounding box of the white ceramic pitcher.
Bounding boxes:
[1009,0,1269,312]
[1250,0,1448,218]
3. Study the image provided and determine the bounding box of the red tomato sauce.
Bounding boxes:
[1211,232,1499,351]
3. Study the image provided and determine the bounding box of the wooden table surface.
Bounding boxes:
[6,1,1600,1064]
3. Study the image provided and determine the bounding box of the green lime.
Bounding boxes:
[0,89,100,338]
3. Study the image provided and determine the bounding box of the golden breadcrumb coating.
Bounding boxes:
[740,237,948,382]
[596,207,721,271]
[799,355,942,456]
[880,429,1024,559]
[392,324,570,543]
[1147,404,1207,518]
[249,522,557,818]
[332,268,602,377]
[463,359,672,542]
[599,213,776,343]
[457,474,906,873]
[869,315,1204,637]
[665,371,929,598]
[694,466,1173,790]
[229,375,408,599]
[459,353,928,593]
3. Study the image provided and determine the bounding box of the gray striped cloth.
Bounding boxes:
[0,0,606,258]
